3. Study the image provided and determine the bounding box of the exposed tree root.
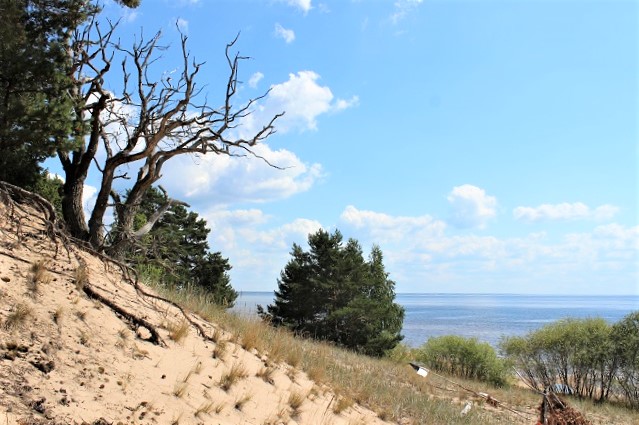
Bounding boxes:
[0,182,214,347]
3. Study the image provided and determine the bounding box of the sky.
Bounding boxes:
[56,0,638,295]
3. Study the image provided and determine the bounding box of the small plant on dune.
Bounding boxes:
[256,366,276,385]
[173,381,188,398]
[219,362,248,392]
[286,367,297,383]
[288,390,307,417]
[214,402,225,414]
[79,329,90,346]
[75,310,87,322]
[307,364,325,383]
[194,401,215,418]
[212,340,227,360]
[211,327,222,343]
[240,323,263,352]
[332,395,354,415]
[285,348,302,368]
[52,306,64,325]
[28,259,50,294]
[167,319,190,343]
[234,393,252,411]
[3,303,33,330]
[73,264,88,291]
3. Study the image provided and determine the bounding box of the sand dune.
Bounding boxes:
[0,194,387,425]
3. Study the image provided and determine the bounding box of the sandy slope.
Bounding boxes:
[0,196,388,425]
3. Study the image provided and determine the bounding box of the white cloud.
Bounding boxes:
[279,0,312,14]
[447,184,497,229]
[244,71,357,134]
[340,205,445,244]
[334,95,360,111]
[274,23,295,44]
[160,142,324,205]
[513,202,620,222]
[390,0,424,24]
[248,72,264,88]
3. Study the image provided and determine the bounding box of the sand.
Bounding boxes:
[0,194,388,425]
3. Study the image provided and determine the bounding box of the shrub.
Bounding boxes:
[417,335,509,387]
[500,317,616,401]
[611,311,639,407]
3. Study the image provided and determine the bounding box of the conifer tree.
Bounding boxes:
[260,229,404,356]
[132,187,237,307]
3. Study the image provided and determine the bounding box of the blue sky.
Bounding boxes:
[66,0,637,295]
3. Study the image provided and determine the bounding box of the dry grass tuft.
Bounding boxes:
[288,389,307,417]
[194,401,215,418]
[212,340,227,360]
[75,310,87,322]
[234,393,252,411]
[52,306,64,325]
[239,322,263,351]
[73,264,88,291]
[3,303,33,330]
[173,382,188,398]
[219,362,248,392]
[28,259,50,293]
[167,319,190,343]
[333,395,354,415]
[79,329,90,346]
[256,366,276,385]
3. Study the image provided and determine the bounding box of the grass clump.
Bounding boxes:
[194,401,214,418]
[219,362,248,392]
[234,393,252,411]
[73,264,88,291]
[256,366,276,385]
[288,390,306,417]
[167,319,190,343]
[173,382,188,398]
[3,303,33,330]
[332,395,354,414]
[28,259,50,294]
[52,306,64,325]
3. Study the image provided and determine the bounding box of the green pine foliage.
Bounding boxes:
[131,187,237,307]
[259,229,404,357]
[0,0,92,187]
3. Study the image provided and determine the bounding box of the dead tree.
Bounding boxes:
[57,16,282,256]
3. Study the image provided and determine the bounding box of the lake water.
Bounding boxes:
[231,292,639,348]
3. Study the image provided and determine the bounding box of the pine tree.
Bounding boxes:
[0,0,85,187]
[132,187,237,307]
[260,229,404,356]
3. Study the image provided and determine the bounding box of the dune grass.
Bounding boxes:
[143,279,639,425]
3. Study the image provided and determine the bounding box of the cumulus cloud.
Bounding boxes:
[513,202,620,222]
[447,185,497,229]
[160,142,324,206]
[274,23,295,43]
[242,71,358,135]
[340,205,445,244]
[248,72,264,88]
[278,0,312,14]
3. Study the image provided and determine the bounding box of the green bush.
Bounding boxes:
[416,335,509,387]
[500,317,616,401]
[611,311,639,407]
